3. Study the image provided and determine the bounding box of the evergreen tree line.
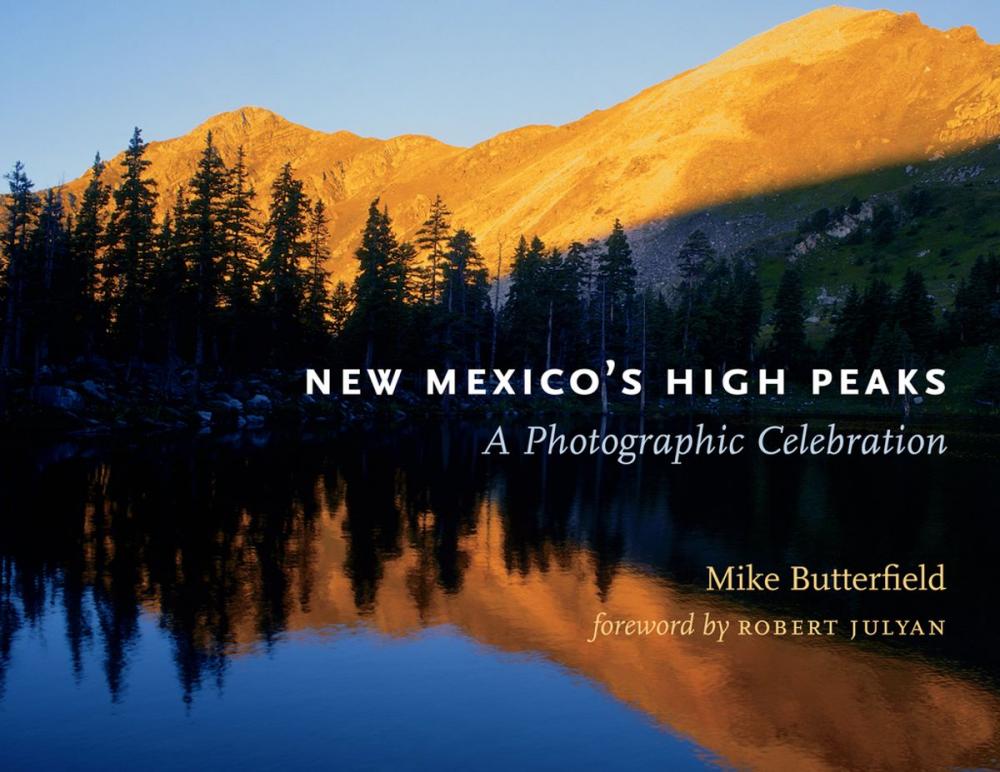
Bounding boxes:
[1,129,338,387]
[2,128,998,402]
[780,259,1000,371]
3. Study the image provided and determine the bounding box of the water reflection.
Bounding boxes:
[0,421,998,769]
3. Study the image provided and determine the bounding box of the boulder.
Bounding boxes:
[215,393,243,412]
[79,380,109,401]
[34,385,84,412]
[207,399,242,429]
[246,394,272,413]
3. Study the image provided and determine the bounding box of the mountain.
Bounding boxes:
[61,6,1000,283]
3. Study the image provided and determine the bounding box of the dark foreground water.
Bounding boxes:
[1,419,998,770]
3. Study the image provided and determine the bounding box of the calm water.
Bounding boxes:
[1,419,998,770]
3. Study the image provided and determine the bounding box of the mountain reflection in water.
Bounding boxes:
[0,420,998,771]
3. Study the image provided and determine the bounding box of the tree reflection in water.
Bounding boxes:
[0,421,998,768]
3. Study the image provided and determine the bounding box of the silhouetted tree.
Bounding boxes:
[32,188,69,370]
[598,219,636,321]
[1,162,39,370]
[220,145,261,368]
[732,258,763,363]
[441,228,489,366]
[304,200,332,346]
[351,199,411,368]
[976,346,1000,407]
[104,128,158,362]
[676,230,715,358]
[894,269,935,361]
[184,132,229,376]
[260,163,310,363]
[950,256,1000,346]
[503,235,548,366]
[329,280,352,337]
[415,195,451,305]
[771,265,808,371]
[149,188,193,386]
[69,153,110,359]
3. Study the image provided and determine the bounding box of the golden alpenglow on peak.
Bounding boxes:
[61,6,1000,282]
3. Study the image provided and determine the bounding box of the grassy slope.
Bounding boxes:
[711,143,1000,344]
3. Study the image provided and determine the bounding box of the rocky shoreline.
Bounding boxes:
[0,361,385,437]
[0,359,974,443]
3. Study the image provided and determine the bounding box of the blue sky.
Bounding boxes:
[6,0,1000,187]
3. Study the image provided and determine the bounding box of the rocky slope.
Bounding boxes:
[61,6,1000,282]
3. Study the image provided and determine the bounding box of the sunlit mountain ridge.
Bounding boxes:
[60,6,1000,282]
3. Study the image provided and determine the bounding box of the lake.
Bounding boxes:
[1,418,998,770]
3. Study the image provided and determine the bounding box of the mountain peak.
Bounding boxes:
[191,106,313,138]
[708,6,915,70]
[788,5,875,24]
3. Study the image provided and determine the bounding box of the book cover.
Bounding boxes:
[1,2,998,770]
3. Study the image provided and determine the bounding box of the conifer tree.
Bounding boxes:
[442,228,485,314]
[503,235,548,366]
[566,241,593,299]
[598,219,636,319]
[415,194,451,304]
[541,247,564,370]
[597,221,637,371]
[150,188,192,384]
[642,288,676,396]
[70,153,110,359]
[951,268,986,345]
[829,278,893,367]
[857,279,893,364]
[393,241,417,305]
[104,128,158,360]
[351,199,409,367]
[1,161,40,370]
[260,163,310,362]
[329,281,352,337]
[551,241,590,367]
[771,265,808,371]
[221,146,259,299]
[871,202,897,245]
[220,145,261,367]
[354,198,398,367]
[696,259,738,368]
[975,346,1000,407]
[33,188,68,369]
[894,269,935,361]
[441,228,489,365]
[868,321,913,374]
[305,200,332,344]
[676,230,715,358]
[184,131,229,373]
[732,258,763,363]
[950,256,1000,345]
[826,285,863,367]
